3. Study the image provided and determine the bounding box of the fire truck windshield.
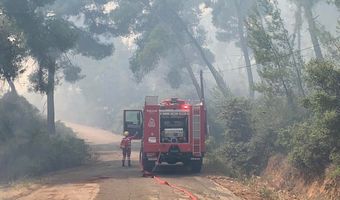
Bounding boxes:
[160,114,188,143]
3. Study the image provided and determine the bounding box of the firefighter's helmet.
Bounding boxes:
[123,131,129,136]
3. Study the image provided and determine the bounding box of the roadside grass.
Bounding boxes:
[329,166,340,178]
[204,154,234,177]
[259,186,278,200]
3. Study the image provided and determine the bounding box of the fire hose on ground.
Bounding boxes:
[139,151,198,200]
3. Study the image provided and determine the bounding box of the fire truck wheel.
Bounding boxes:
[142,155,155,172]
[143,160,155,172]
[190,160,202,173]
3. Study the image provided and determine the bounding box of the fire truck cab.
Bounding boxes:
[123,96,207,173]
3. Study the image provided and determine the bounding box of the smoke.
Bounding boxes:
[11,0,339,131]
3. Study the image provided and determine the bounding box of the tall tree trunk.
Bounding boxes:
[302,1,323,59]
[185,63,202,99]
[181,21,229,97]
[294,6,305,96]
[295,5,304,65]
[166,8,229,97]
[6,76,17,95]
[175,42,202,99]
[47,63,56,135]
[234,0,255,98]
[292,4,306,95]
[157,14,202,99]
[286,36,305,97]
[296,5,302,54]
[252,5,293,105]
[273,3,305,97]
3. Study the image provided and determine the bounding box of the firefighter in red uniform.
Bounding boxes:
[120,131,135,167]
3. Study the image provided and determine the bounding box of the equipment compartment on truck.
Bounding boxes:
[160,113,189,144]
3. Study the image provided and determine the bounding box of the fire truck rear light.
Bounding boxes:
[181,104,189,109]
[148,137,157,143]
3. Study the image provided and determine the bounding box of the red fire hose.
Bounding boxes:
[153,176,198,200]
[139,151,198,200]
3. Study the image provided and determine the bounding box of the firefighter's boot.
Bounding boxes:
[122,160,125,167]
[128,160,131,167]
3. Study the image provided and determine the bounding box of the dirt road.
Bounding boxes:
[0,123,245,200]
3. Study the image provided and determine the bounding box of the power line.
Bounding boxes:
[202,36,340,73]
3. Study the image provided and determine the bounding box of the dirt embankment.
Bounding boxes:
[207,155,340,200]
[258,155,339,200]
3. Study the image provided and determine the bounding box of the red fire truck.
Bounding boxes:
[123,96,207,173]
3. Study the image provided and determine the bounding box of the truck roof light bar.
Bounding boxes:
[171,98,178,104]
[160,98,187,106]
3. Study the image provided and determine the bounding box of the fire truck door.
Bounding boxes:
[123,110,143,139]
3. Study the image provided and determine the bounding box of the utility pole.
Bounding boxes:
[200,70,205,103]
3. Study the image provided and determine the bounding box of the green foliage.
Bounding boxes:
[206,0,339,180]
[112,0,223,93]
[0,93,42,141]
[219,98,253,142]
[0,15,27,86]
[62,64,84,83]
[46,18,78,52]
[287,60,340,175]
[111,0,144,35]
[130,25,174,81]
[211,97,267,176]
[259,186,277,200]
[305,60,340,96]
[330,149,340,167]
[2,0,84,94]
[204,136,234,176]
[2,0,90,134]
[247,0,304,100]
[210,0,254,43]
[74,32,113,60]
[288,121,333,175]
[48,0,115,59]
[329,166,340,178]
[335,0,340,8]
[166,68,183,89]
[208,92,307,177]
[314,23,340,62]
[0,93,91,182]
